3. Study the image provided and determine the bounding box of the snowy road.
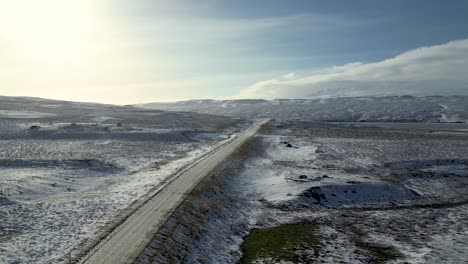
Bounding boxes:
[80,119,269,264]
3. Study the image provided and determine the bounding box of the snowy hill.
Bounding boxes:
[0,96,246,263]
[137,96,468,123]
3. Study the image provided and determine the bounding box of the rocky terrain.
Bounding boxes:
[2,95,467,263]
[137,120,468,263]
[0,96,247,263]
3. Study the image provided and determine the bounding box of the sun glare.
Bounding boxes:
[0,0,98,65]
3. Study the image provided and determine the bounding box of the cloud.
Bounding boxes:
[239,39,468,98]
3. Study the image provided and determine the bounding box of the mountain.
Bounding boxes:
[136,96,468,123]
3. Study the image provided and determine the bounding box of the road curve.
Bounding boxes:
[80,119,269,264]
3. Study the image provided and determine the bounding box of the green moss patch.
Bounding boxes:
[240,222,321,264]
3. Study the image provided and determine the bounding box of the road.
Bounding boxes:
[80,119,269,264]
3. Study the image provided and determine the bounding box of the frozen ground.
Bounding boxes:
[137,120,468,263]
[0,96,246,263]
[247,121,468,263]
[137,95,468,123]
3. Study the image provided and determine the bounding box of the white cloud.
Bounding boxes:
[0,9,305,104]
[240,39,468,99]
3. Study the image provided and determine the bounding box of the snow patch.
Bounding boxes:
[0,110,55,118]
[92,116,118,123]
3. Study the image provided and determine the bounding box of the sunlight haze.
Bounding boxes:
[1,0,468,104]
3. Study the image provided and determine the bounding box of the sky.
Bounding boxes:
[1,0,468,104]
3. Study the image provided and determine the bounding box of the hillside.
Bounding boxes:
[137,96,468,123]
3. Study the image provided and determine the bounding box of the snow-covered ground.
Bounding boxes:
[0,96,246,263]
[137,96,468,123]
[2,95,467,263]
[246,122,468,263]
[137,120,468,263]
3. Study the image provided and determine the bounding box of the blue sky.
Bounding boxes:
[1,0,468,103]
[114,0,468,61]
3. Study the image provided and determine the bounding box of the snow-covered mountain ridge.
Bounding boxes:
[137,96,468,123]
